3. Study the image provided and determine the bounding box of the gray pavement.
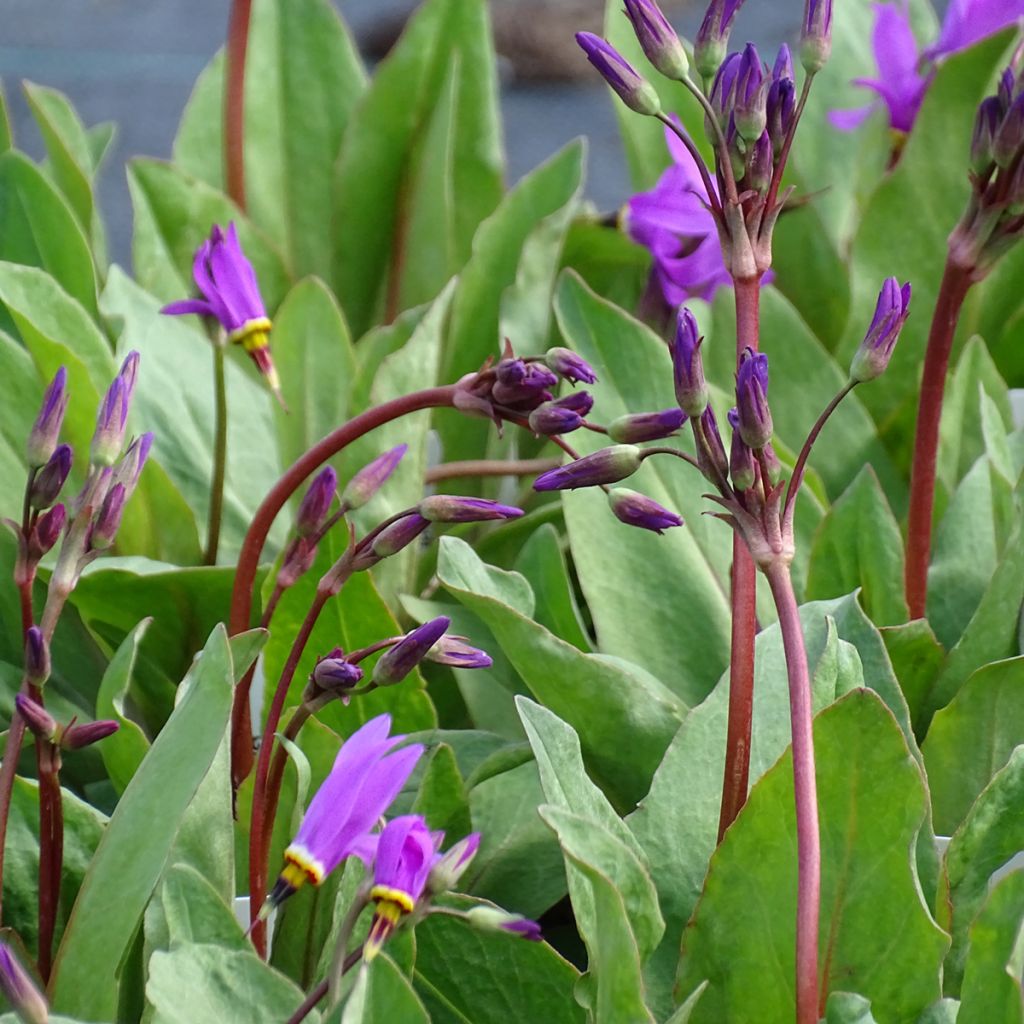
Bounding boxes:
[1,0,792,267]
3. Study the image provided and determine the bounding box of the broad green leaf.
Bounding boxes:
[174,0,366,279]
[50,626,236,1019]
[939,746,1024,993]
[957,871,1024,1024]
[332,0,502,336]
[676,692,947,1024]
[916,1000,961,1024]
[0,151,98,320]
[412,895,585,1024]
[924,657,1024,835]
[147,943,315,1024]
[413,742,472,838]
[880,619,948,740]
[806,466,909,625]
[666,982,709,1024]
[94,617,152,794]
[159,863,249,953]
[440,537,684,808]
[825,992,880,1024]
[339,957,429,1024]
[271,278,357,468]
[0,331,41,505]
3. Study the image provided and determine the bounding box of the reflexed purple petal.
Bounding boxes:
[928,0,1024,59]
[372,815,443,902]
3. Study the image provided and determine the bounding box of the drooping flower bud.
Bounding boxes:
[61,719,120,750]
[373,617,450,686]
[89,483,127,551]
[29,445,72,511]
[671,308,709,416]
[528,393,592,436]
[734,348,773,449]
[623,0,689,80]
[800,0,833,73]
[312,650,364,694]
[24,627,50,688]
[543,348,597,385]
[425,636,493,669]
[575,33,662,117]
[296,467,337,538]
[371,514,431,558]
[15,694,56,741]
[464,906,542,941]
[418,496,524,523]
[849,278,912,383]
[427,833,482,895]
[746,130,773,193]
[0,941,49,1024]
[90,376,129,468]
[495,358,527,387]
[733,44,769,142]
[533,445,644,492]
[728,408,756,491]
[694,0,745,82]
[492,364,558,408]
[696,406,729,482]
[342,445,407,510]
[607,409,685,443]
[29,505,66,562]
[26,367,68,469]
[607,488,684,533]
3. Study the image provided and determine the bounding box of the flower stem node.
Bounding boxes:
[533,445,644,491]
[608,489,684,533]
[623,0,689,81]
[576,33,662,116]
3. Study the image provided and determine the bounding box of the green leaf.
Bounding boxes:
[159,863,249,953]
[277,733,313,837]
[336,956,429,1024]
[939,746,1024,994]
[880,619,948,739]
[49,626,236,1019]
[147,943,316,1024]
[94,617,152,794]
[957,870,1024,1024]
[174,0,365,279]
[806,465,909,625]
[439,537,684,808]
[271,277,357,468]
[412,742,472,839]
[412,896,585,1024]
[0,151,98,320]
[916,1000,961,1024]
[924,657,1024,835]
[665,982,709,1024]
[332,0,502,336]
[824,992,880,1024]
[676,692,948,1024]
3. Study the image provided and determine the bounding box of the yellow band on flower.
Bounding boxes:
[369,885,415,913]
[283,844,325,887]
[228,317,273,350]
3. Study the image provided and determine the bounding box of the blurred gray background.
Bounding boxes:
[0,0,794,266]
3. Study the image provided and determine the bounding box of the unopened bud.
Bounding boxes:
[608,409,685,443]
[425,636,493,668]
[671,308,709,416]
[418,496,523,523]
[746,130,773,193]
[312,650,364,693]
[543,348,597,385]
[371,514,430,558]
[607,488,684,533]
[427,833,482,894]
[24,627,50,687]
[696,406,729,482]
[0,941,49,1024]
[694,0,745,82]
[576,32,662,116]
[970,96,1002,176]
[342,446,407,510]
[29,445,72,510]
[533,445,644,492]
[90,377,129,468]
[26,368,68,469]
[29,505,66,561]
[296,467,337,537]
[733,44,768,142]
[90,483,126,551]
[464,906,542,941]
[849,277,912,383]
[728,408,756,491]
[373,617,450,686]
[15,694,56,741]
[61,719,119,750]
[800,0,833,73]
[734,348,773,449]
[623,0,689,80]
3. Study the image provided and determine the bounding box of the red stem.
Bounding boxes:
[717,275,761,839]
[764,561,820,1024]
[224,0,253,209]
[227,386,458,792]
[905,258,974,619]
[36,745,62,981]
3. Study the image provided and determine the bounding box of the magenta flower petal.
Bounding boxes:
[928,0,1024,59]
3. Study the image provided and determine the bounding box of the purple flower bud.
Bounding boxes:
[553,391,594,416]
[296,467,337,538]
[671,308,709,416]
[418,496,524,523]
[607,488,684,533]
[342,445,408,510]
[495,358,527,387]
[694,0,745,81]
[533,445,644,492]
[696,406,729,482]
[373,617,451,686]
[492,365,559,408]
[971,96,1003,175]
[728,407,756,491]
[29,504,66,561]
[312,650,364,693]
[746,130,773,193]
[528,403,583,436]
[0,941,48,1024]
[90,376,129,468]
[762,441,784,486]
[735,348,773,449]
[29,444,72,511]
[623,0,689,80]
[15,694,56,741]
[61,719,120,750]
[767,77,796,158]
[576,32,662,116]
[90,483,127,551]
[465,906,542,942]
[994,92,1024,169]
[427,832,482,894]
[709,51,742,123]
[118,351,140,404]
[733,44,769,142]
[801,0,833,73]
[111,432,154,499]
[371,514,431,558]
[27,367,68,468]
[607,408,685,443]
[543,347,597,385]
[24,627,50,687]
[277,537,318,589]
[849,278,912,383]
[425,636,493,669]
[773,43,794,82]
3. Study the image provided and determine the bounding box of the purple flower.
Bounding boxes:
[624,122,732,305]
[0,942,48,1024]
[831,0,1023,135]
[623,0,689,80]
[607,408,685,444]
[425,636,493,669]
[373,617,451,686]
[419,496,524,523]
[27,367,68,469]
[365,815,444,959]
[162,223,281,398]
[342,445,407,510]
[849,277,912,382]
[296,467,337,538]
[607,488,684,533]
[575,33,661,116]
[269,714,424,903]
[544,348,598,385]
[533,446,644,492]
[694,0,746,80]
[427,833,482,894]
[528,394,591,436]
[735,348,773,449]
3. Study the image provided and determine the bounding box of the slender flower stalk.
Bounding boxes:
[224,0,253,209]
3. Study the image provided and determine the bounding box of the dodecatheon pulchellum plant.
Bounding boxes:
[543,347,597,385]
[305,648,364,707]
[162,222,282,400]
[622,0,689,81]
[849,278,912,382]
[607,488,684,533]
[534,445,645,491]
[426,832,482,895]
[734,347,773,449]
[296,467,337,538]
[265,714,423,909]
[464,906,543,942]
[28,446,72,512]
[26,367,68,470]
[0,942,48,1024]
[341,445,407,509]
[575,32,661,117]
[418,495,524,523]
[373,617,451,686]
[799,0,833,74]
[607,408,685,443]
[425,635,493,669]
[693,0,745,83]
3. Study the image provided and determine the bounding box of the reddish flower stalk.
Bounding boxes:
[36,744,62,981]
[224,0,253,209]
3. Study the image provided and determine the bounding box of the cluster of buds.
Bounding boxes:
[950,62,1024,274]
[453,342,598,438]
